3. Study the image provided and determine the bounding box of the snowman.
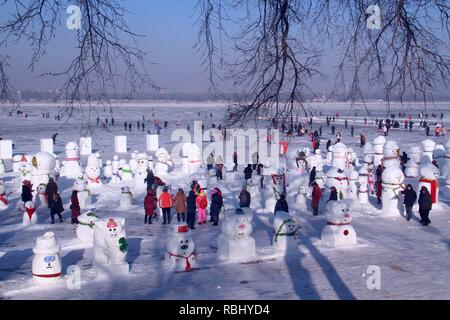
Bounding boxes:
[381,166,405,216]
[321,201,357,247]
[34,183,48,210]
[421,139,436,164]
[347,148,359,167]
[295,150,308,175]
[12,155,23,173]
[331,142,348,170]
[271,169,286,200]
[103,160,113,179]
[129,151,138,173]
[382,140,400,168]
[95,152,103,169]
[166,223,198,272]
[0,159,5,174]
[0,184,9,211]
[73,178,91,209]
[61,142,83,179]
[441,139,450,177]
[76,211,99,242]
[358,182,369,205]
[112,155,120,175]
[325,167,348,200]
[308,150,323,171]
[373,135,386,167]
[182,142,202,175]
[84,154,102,190]
[314,163,325,189]
[18,156,33,182]
[217,208,256,262]
[273,211,299,252]
[362,142,375,169]
[93,218,129,278]
[22,201,37,225]
[31,152,56,188]
[154,148,174,176]
[118,159,127,179]
[418,163,440,204]
[134,153,149,191]
[32,232,62,284]
[346,169,359,200]
[120,186,134,207]
[442,174,450,200]
[325,145,333,165]
[295,185,308,210]
[53,154,61,179]
[433,144,446,171]
[405,145,422,178]
[120,164,134,181]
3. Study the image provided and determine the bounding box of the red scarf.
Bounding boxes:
[25,207,35,221]
[65,157,80,161]
[32,272,61,278]
[88,177,100,183]
[327,222,350,226]
[168,251,197,272]
[419,178,438,203]
[0,194,8,205]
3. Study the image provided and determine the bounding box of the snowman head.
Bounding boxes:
[383,140,399,157]
[121,186,131,194]
[222,208,254,238]
[36,183,46,193]
[420,163,440,180]
[274,211,297,235]
[136,153,148,169]
[78,211,99,227]
[105,218,124,239]
[326,201,352,224]
[85,154,100,178]
[106,160,112,166]
[156,148,169,164]
[167,224,195,257]
[32,152,56,172]
[113,155,119,161]
[65,142,79,158]
[73,179,87,191]
[298,185,307,194]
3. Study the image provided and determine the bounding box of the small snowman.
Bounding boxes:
[23,201,37,226]
[34,183,48,210]
[182,142,202,175]
[134,153,149,191]
[217,208,256,262]
[73,178,91,209]
[0,159,6,174]
[295,185,308,210]
[154,147,174,176]
[61,142,83,179]
[112,155,120,175]
[84,154,102,190]
[93,218,129,278]
[321,201,357,247]
[103,160,113,179]
[358,183,369,205]
[120,186,134,207]
[315,163,325,189]
[129,152,138,173]
[166,223,198,272]
[418,163,440,204]
[32,232,62,284]
[273,211,299,252]
[0,184,9,211]
[421,139,436,164]
[120,164,134,181]
[76,211,99,242]
[381,166,405,216]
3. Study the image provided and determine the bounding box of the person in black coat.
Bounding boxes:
[186,190,197,230]
[244,164,253,182]
[326,186,338,204]
[21,181,33,203]
[144,170,155,191]
[239,186,251,208]
[45,178,58,207]
[418,186,432,226]
[309,167,316,186]
[326,140,332,152]
[274,194,289,214]
[402,184,417,221]
[49,192,64,224]
[210,188,223,226]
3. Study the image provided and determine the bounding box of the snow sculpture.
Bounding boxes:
[32,232,62,284]
[166,223,198,272]
[321,201,357,247]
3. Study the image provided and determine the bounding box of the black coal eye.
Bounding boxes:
[114,228,116,231]
[109,229,112,232]
[180,240,183,243]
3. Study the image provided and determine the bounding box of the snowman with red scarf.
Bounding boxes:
[22,201,37,226]
[321,200,357,247]
[166,223,198,272]
[418,163,440,204]
[61,142,83,179]
[0,184,9,211]
[84,154,103,190]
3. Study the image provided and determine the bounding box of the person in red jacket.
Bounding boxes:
[158,187,174,225]
[144,189,157,224]
[196,189,208,225]
[311,182,322,216]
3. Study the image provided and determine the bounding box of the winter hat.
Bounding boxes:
[107,218,118,229]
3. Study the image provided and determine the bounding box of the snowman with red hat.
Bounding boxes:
[166,223,198,272]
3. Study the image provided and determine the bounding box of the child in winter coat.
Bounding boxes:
[174,188,187,222]
[326,186,338,204]
[144,189,156,224]
[311,182,322,216]
[402,184,417,221]
[70,190,81,224]
[21,180,33,203]
[244,164,253,182]
[49,192,64,224]
[196,189,208,225]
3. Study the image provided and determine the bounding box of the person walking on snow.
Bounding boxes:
[158,187,174,225]
[311,182,322,216]
[402,184,417,221]
[210,188,223,226]
[418,186,432,226]
[186,190,197,230]
[196,189,208,225]
[49,192,64,224]
[239,186,251,208]
[70,190,80,224]
[174,188,187,223]
[144,189,157,224]
[274,194,289,214]
[244,164,253,183]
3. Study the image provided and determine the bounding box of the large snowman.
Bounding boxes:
[404,145,422,178]
[331,142,348,170]
[381,166,405,216]
[61,142,83,179]
[76,211,99,242]
[373,135,386,167]
[166,223,198,272]
[321,201,357,247]
[182,142,202,175]
[32,232,62,284]
[217,208,256,262]
[31,152,56,189]
[382,140,400,168]
[84,154,103,190]
[134,152,149,191]
[273,211,299,252]
[418,163,440,204]
[154,147,174,176]
[93,218,129,278]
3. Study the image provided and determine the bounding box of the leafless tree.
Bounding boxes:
[196,0,450,123]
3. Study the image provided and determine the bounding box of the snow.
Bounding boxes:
[1,102,450,299]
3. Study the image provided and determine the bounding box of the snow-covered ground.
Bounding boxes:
[1,101,450,300]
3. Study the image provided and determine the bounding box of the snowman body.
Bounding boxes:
[93,218,129,278]
[120,164,134,181]
[405,145,422,178]
[182,143,202,175]
[76,211,99,242]
[61,142,83,179]
[32,232,62,284]
[321,201,357,247]
[373,135,386,167]
[273,211,298,252]
[421,139,436,164]
[166,224,198,272]
[217,208,256,262]
[331,143,348,170]
[295,185,308,210]
[22,201,37,226]
[381,166,405,216]
[103,160,113,179]
[74,179,91,209]
[134,153,149,191]
[112,156,120,176]
[325,167,348,199]
[418,164,440,204]
[34,183,48,210]
[346,169,359,200]
[120,187,134,207]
